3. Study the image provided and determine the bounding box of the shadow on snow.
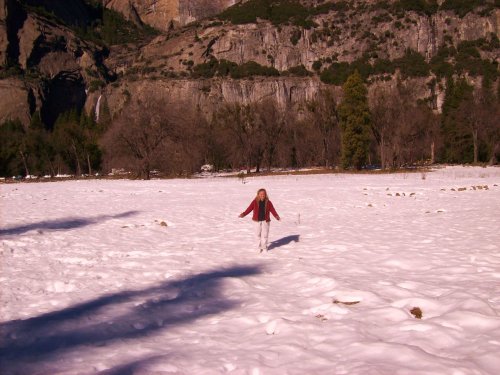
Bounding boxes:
[0,211,140,236]
[0,265,262,374]
[268,235,300,251]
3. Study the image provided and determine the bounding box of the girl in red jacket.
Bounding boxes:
[239,188,280,252]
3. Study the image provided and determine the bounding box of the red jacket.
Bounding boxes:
[241,199,280,222]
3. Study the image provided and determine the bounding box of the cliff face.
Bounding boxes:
[0,2,106,126]
[0,0,6,66]
[1,1,499,127]
[103,0,238,30]
[88,76,327,120]
[0,77,33,125]
[134,8,498,73]
[89,74,438,124]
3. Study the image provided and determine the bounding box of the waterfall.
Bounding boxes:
[95,94,102,122]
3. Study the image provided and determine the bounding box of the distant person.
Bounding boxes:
[239,188,280,253]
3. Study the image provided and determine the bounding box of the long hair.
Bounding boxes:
[255,188,269,202]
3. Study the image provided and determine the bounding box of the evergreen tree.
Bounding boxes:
[441,78,474,163]
[53,109,85,176]
[27,111,57,177]
[338,71,371,169]
[80,112,102,175]
[0,119,26,177]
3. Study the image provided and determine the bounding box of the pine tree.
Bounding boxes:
[53,109,85,176]
[0,119,26,177]
[338,71,371,169]
[441,77,474,163]
[27,111,53,176]
[80,112,102,175]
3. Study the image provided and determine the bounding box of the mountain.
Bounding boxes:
[0,0,499,177]
[1,0,498,126]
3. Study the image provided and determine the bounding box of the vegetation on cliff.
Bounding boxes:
[219,0,497,27]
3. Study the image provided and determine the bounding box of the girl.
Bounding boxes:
[239,188,280,252]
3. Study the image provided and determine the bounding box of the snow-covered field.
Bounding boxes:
[1,166,500,375]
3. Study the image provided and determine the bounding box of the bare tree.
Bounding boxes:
[103,99,172,179]
[457,86,499,164]
[216,102,262,173]
[305,89,339,168]
[255,100,286,171]
[371,83,438,168]
[369,86,401,169]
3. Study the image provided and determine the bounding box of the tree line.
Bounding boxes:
[1,72,499,179]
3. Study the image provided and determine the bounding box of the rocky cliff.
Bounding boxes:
[98,1,498,117]
[0,0,110,126]
[1,0,499,127]
[103,0,238,30]
[0,0,7,66]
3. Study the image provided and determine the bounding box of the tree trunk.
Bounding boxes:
[489,143,498,165]
[380,135,385,170]
[19,150,30,177]
[430,140,435,164]
[472,128,478,164]
[323,137,329,168]
[49,160,56,177]
[143,160,150,180]
[267,146,275,172]
[86,152,92,176]
[71,142,81,176]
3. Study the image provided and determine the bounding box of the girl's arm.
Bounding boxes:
[239,201,255,218]
[268,201,280,220]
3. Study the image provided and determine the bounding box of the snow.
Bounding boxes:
[1,166,500,374]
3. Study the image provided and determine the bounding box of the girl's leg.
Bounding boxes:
[262,222,270,250]
[255,221,263,250]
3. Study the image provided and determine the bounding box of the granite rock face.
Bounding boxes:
[89,76,327,120]
[103,0,238,30]
[0,0,7,66]
[1,1,499,126]
[0,2,106,126]
[0,77,33,124]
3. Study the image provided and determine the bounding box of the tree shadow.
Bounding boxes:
[0,211,140,236]
[268,235,300,251]
[98,355,167,375]
[0,265,262,374]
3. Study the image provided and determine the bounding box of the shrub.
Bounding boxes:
[230,61,279,79]
[290,29,302,45]
[394,0,439,15]
[394,49,430,78]
[440,0,483,17]
[220,0,337,27]
[312,60,323,71]
[192,59,279,79]
[285,65,312,77]
[320,62,352,85]
[89,79,105,93]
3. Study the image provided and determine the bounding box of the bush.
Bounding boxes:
[192,59,279,79]
[394,49,430,78]
[320,62,353,85]
[220,0,330,27]
[89,79,105,93]
[312,60,323,71]
[440,0,484,17]
[72,7,158,46]
[290,29,302,45]
[230,61,279,79]
[284,65,312,77]
[394,0,439,15]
